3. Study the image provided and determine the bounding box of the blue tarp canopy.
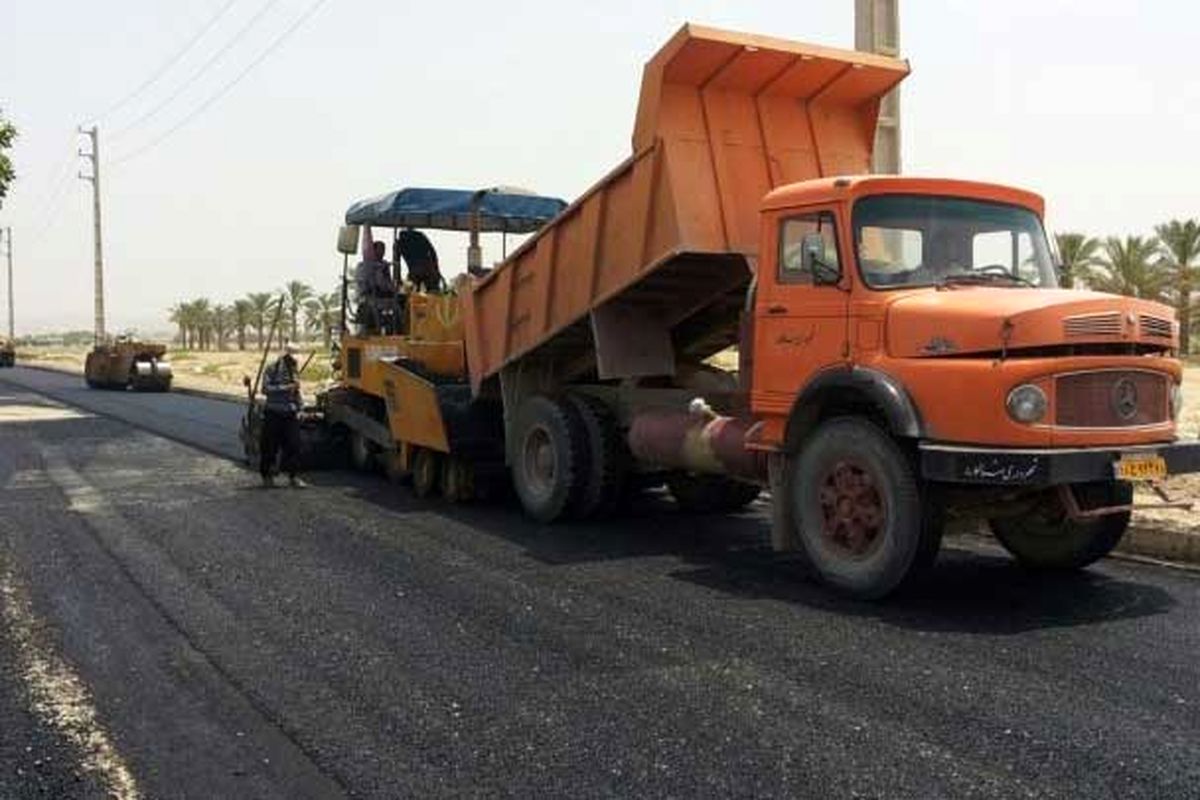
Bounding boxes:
[345,187,567,234]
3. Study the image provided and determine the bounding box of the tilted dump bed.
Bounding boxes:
[463,24,908,392]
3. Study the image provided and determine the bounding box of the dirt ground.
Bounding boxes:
[1137,363,1200,533]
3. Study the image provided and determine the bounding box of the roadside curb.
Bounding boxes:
[16,361,244,405]
[1118,525,1200,566]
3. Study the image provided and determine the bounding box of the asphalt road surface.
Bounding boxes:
[1,366,1199,798]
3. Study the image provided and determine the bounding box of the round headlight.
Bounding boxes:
[1170,382,1183,421]
[1007,384,1048,424]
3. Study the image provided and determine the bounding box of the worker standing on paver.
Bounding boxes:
[259,343,303,487]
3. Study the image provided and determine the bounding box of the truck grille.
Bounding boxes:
[1055,370,1169,428]
[1139,314,1174,339]
[1063,312,1121,337]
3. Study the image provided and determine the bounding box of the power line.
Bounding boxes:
[88,0,241,125]
[110,0,284,142]
[26,138,83,245]
[112,0,329,167]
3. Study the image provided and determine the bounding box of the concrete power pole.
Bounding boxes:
[855,0,901,174]
[79,125,106,343]
[2,227,12,339]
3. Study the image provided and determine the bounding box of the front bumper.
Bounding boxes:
[920,439,1200,486]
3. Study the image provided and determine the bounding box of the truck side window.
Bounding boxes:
[779,212,841,284]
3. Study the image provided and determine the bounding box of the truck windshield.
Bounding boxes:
[852,195,1058,290]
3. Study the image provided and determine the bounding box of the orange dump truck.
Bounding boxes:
[327,25,1199,598]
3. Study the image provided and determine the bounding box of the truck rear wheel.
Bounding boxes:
[667,473,761,514]
[790,417,937,600]
[511,395,587,523]
[988,482,1132,570]
[565,393,628,519]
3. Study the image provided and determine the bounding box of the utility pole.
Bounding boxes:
[855,0,901,174]
[2,227,12,339]
[79,125,106,343]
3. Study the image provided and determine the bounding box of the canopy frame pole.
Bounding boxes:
[340,252,349,336]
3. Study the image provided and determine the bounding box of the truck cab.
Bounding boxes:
[752,175,1183,453]
[745,175,1195,595]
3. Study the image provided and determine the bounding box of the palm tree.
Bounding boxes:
[305,291,340,349]
[211,304,231,352]
[1156,219,1200,355]
[232,299,252,351]
[284,280,313,344]
[191,298,213,350]
[175,300,203,349]
[1085,236,1167,301]
[247,292,273,346]
[168,303,188,347]
[1054,232,1101,289]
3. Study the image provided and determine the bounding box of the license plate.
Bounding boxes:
[1114,454,1168,481]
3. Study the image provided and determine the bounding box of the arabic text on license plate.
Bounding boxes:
[1114,454,1167,481]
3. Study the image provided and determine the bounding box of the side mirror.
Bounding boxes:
[241,374,251,388]
[337,225,360,255]
[801,233,839,285]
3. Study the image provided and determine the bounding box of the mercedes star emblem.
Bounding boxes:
[1111,378,1139,421]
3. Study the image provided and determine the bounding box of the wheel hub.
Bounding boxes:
[818,460,886,557]
[522,425,556,498]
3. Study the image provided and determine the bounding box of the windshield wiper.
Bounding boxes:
[937,271,1036,289]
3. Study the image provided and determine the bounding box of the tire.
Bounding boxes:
[441,456,475,503]
[565,393,628,519]
[349,430,374,472]
[790,417,937,600]
[988,481,1132,570]
[510,395,587,523]
[412,448,442,498]
[667,473,761,514]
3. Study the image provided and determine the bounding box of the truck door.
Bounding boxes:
[753,208,849,407]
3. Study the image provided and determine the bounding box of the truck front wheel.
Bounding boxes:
[988,482,1132,570]
[511,395,587,523]
[791,417,937,600]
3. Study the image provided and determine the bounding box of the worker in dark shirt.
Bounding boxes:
[396,228,444,293]
[259,343,303,487]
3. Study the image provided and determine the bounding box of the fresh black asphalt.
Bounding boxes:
[1,366,1198,798]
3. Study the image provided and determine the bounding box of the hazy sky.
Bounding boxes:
[2,0,1198,334]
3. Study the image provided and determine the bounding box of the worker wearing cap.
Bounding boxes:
[259,343,303,487]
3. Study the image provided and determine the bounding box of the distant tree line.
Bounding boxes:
[1055,218,1200,354]
[169,280,341,352]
